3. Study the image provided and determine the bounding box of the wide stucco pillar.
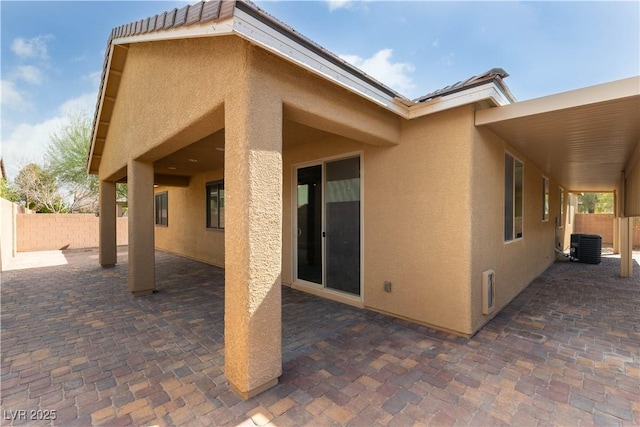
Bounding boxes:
[224,88,283,399]
[99,180,117,267]
[128,159,155,295]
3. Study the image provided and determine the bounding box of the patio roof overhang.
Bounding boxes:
[475,77,640,194]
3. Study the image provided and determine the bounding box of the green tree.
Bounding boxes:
[45,113,128,213]
[578,192,614,214]
[46,113,98,212]
[0,177,18,202]
[14,163,66,212]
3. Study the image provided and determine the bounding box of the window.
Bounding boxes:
[568,193,573,225]
[206,181,224,229]
[559,187,564,227]
[542,177,549,221]
[505,153,523,241]
[155,192,168,226]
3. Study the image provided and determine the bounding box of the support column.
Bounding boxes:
[224,90,282,399]
[613,218,620,254]
[620,217,633,278]
[99,180,117,267]
[128,159,155,295]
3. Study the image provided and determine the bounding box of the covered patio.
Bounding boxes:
[1,247,638,426]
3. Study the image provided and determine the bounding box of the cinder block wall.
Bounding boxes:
[16,214,128,252]
[575,214,640,246]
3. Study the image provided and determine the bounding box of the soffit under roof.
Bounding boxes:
[476,77,640,192]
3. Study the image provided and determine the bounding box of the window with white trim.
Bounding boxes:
[542,177,549,221]
[559,187,564,227]
[505,153,523,241]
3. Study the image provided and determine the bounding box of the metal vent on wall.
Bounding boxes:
[482,270,495,315]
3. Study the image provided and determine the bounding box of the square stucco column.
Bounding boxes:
[128,159,155,295]
[619,217,633,278]
[99,180,117,267]
[224,92,283,399]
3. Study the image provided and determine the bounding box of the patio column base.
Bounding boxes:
[131,289,154,296]
[229,377,278,400]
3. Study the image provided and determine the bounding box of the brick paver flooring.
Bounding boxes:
[1,248,639,426]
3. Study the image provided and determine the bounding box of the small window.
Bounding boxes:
[568,193,573,225]
[542,177,549,221]
[559,187,565,227]
[505,153,523,241]
[206,181,224,229]
[155,192,168,226]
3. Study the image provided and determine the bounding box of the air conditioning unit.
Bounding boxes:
[570,234,602,264]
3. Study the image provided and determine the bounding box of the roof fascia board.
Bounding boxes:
[88,44,117,175]
[232,8,408,117]
[111,17,234,45]
[476,76,640,126]
[407,82,511,119]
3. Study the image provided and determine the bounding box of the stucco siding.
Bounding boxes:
[470,126,561,332]
[363,107,475,335]
[154,170,225,267]
[101,36,490,336]
[98,36,238,181]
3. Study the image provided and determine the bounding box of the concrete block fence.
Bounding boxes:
[16,213,128,252]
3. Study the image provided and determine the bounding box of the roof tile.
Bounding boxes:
[141,17,149,34]
[155,12,166,31]
[174,5,189,27]
[185,1,204,26]
[219,0,235,20]
[163,8,177,30]
[201,1,222,23]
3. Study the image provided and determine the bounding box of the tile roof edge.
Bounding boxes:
[414,68,516,104]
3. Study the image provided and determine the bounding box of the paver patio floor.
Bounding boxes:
[1,247,639,426]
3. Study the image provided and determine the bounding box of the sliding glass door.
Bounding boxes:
[295,156,361,296]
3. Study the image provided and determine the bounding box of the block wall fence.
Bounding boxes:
[16,213,128,252]
[574,213,640,246]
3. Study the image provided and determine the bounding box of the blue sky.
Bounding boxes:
[1,1,638,179]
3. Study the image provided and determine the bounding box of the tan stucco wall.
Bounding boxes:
[154,170,225,267]
[99,34,584,337]
[98,36,238,182]
[469,127,568,332]
[363,107,475,334]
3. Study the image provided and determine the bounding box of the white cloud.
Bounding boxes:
[82,71,102,88]
[59,92,97,116]
[340,49,415,94]
[1,92,97,179]
[1,116,64,178]
[327,0,352,11]
[15,65,43,85]
[0,80,30,111]
[440,53,455,67]
[11,35,54,60]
